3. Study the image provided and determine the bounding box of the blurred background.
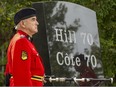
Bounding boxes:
[0,0,115,86]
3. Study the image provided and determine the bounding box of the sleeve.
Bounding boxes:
[12,38,32,86]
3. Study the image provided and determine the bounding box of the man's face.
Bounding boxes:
[24,16,39,36]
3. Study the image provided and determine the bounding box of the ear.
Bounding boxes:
[20,20,26,28]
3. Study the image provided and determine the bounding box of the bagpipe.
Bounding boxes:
[45,75,113,86]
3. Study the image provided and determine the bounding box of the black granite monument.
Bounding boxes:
[32,1,104,86]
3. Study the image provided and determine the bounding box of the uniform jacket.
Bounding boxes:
[5,30,45,86]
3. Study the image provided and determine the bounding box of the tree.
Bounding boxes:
[0,0,115,86]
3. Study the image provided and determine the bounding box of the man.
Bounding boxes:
[5,7,45,86]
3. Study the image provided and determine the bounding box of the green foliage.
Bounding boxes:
[0,0,115,86]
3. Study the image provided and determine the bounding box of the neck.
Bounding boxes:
[18,28,32,37]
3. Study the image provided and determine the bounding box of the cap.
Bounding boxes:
[14,7,36,25]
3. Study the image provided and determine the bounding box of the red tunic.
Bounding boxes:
[5,30,45,86]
